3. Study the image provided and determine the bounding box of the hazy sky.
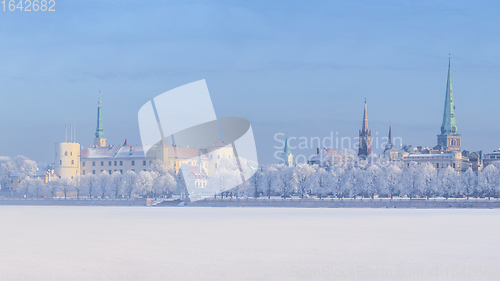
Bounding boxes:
[1,0,500,165]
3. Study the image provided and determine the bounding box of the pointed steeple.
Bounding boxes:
[362,99,369,133]
[282,133,293,166]
[437,58,461,152]
[358,99,371,157]
[284,134,290,156]
[93,92,106,147]
[440,57,458,135]
[387,124,393,146]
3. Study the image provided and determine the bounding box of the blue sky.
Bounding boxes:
[1,0,500,165]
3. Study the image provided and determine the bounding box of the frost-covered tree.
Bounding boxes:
[478,164,499,199]
[30,178,45,198]
[0,156,15,190]
[137,170,154,197]
[72,176,84,199]
[83,174,97,198]
[122,171,138,198]
[364,165,383,199]
[295,164,316,198]
[110,172,125,198]
[437,167,458,199]
[459,168,477,199]
[59,178,71,199]
[331,166,344,198]
[401,162,419,199]
[263,166,278,198]
[418,163,437,199]
[18,177,32,198]
[97,172,111,198]
[315,167,331,198]
[385,164,402,199]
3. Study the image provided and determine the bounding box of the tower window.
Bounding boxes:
[218,155,220,159]
[71,160,74,165]
[60,160,62,165]
[70,152,73,156]
[215,163,217,168]
[65,151,67,156]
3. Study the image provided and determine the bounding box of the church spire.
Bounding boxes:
[94,92,106,147]
[358,99,371,157]
[362,98,369,133]
[440,57,458,135]
[437,57,461,152]
[282,133,293,167]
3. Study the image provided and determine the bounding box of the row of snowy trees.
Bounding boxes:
[13,160,177,199]
[4,152,500,200]
[242,161,500,199]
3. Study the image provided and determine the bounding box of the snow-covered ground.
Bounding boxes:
[0,207,498,280]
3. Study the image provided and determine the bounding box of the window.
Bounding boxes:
[71,176,73,179]
[70,152,73,156]
[143,160,146,166]
[83,162,85,167]
[71,160,74,165]
[109,170,112,174]
[132,160,135,166]
[60,160,62,165]
[132,169,135,172]
[453,163,456,168]
[120,161,123,166]
[101,161,104,166]
[92,170,96,175]
[120,170,123,174]
[10,179,13,183]
[114,161,117,166]
[92,161,96,166]
[65,151,67,156]
[436,163,439,168]
[218,155,220,159]
[215,163,218,168]
[446,164,449,167]
[109,161,112,166]
[83,170,86,175]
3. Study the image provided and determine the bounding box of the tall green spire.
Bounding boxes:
[95,96,104,139]
[440,58,458,136]
[284,134,290,156]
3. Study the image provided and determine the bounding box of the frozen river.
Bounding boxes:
[0,207,499,280]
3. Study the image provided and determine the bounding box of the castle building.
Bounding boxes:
[358,100,371,158]
[436,58,461,152]
[54,97,233,183]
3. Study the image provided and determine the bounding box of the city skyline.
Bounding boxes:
[1,1,500,165]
